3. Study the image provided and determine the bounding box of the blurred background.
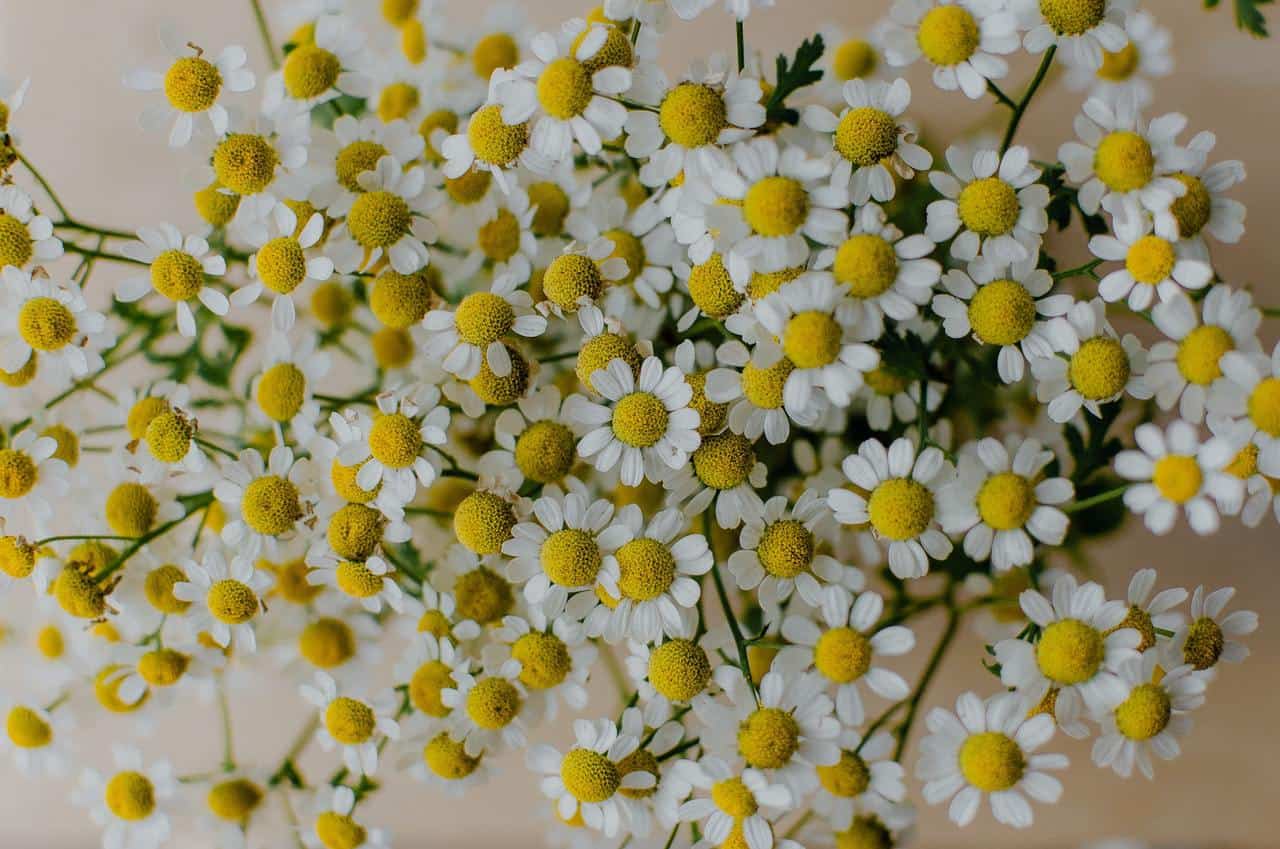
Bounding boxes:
[0,0,1275,847]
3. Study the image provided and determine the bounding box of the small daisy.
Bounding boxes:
[309,114,426,216]
[173,550,272,653]
[1209,342,1280,476]
[916,691,1066,828]
[306,553,406,614]
[1090,212,1212,311]
[927,145,1049,263]
[671,755,792,849]
[404,728,493,796]
[566,356,701,487]
[664,431,767,528]
[233,206,334,332]
[264,14,373,113]
[442,96,550,195]
[1174,584,1258,672]
[484,614,595,721]
[1118,567,1188,651]
[301,671,401,777]
[1015,0,1134,72]
[704,339,823,445]
[331,155,436,274]
[993,573,1141,727]
[117,223,228,338]
[1154,130,1247,247]
[802,77,932,205]
[624,630,718,710]
[942,436,1073,571]
[1092,646,1205,779]
[535,238,632,317]
[0,429,70,533]
[778,587,914,726]
[817,25,886,99]
[884,0,1020,99]
[811,729,908,831]
[566,194,681,311]
[441,659,529,757]
[302,785,389,849]
[74,746,177,849]
[860,366,945,433]
[528,718,651,838]
[0,268,108,382]
[1114,419,1240,535]
[0,697,73,777]
[422,272,546,380]
[200,114,311,223]
[0,185,62,269]
[456,186,541,286]
[482,385,583,489]
[828,437,956,580]
[394,631,471,725]
[249,331,331,441]
[337,387,450,506]
[123,29,255,147]
[214,445,316,558]
[1032,298,1152,423]
[1064,9,1172,108]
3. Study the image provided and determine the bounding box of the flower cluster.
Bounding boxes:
[0,1,1268,848]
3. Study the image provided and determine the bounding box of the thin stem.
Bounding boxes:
[1064,484,1128,513]
[706,512,759,702]
[61,243,148,267]
[195,437,240,461]
[1000,45,1057,155]
[539,350,579,364]
[1053,258,1104,281]
[57,220,137,241]
[782,810,812,841]
[736,20,746,72]
[15,150,71,220]
[1262,306,1280,318]
[269,716,321,788]
[94,493,213,584]
[986,79,1016,108]
[248,0,280,68]
[34,534,135,546]
[893,599,960,760]
[218,680,237,771]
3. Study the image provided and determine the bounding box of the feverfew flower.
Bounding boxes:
[1209,342,1280,476]
[926,145,1049,264]
[172,550,272,653]
[263,15,374,113]
[1114,420,1240,535]
[301,672,401,777]
[1091,647,1205,779]
[0,185,62,269]
[74,746,177,849]
[1032,298,1152,423]
[1174,585,1258,673]
[884,0,1020,98]
[117,223,228,337]
[527,718,652,837]
[1063,9,1172,108]
[1090,212,1212,311]
[234,206,335,332]
[0,268,108,382]
[422,272,547,380]
[214,445,315,558]
[1015,0,1134,71]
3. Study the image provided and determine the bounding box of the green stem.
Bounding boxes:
[1262,306,1280,318]
[218,680,237,771]
[15,150,70,220]
[893,592,960,760]
[706,512,759,702]
[57,220,136,241]
[736,20,746,72]
[539,350,579,364]
[269,716,320,788]
[62,243,148,267]
[1065,484,1128,513]
[34,534,134,546]
[195,437,240,461]
[1000,45,1057,155]
[248,0,280,68]
[986,80,1016,108]
[1053,258,1104,281]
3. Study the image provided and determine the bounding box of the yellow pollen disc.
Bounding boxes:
[325,696,376,744]
[142,565,190,614]
[312,281,354,328]
[207,779,264,824]
[1040,0,1107,35]
[377,81,419,122]
[1114,683,1171,740]
[477,208,521,263]
[381,0,418,25]
[424,732,480,779]
[958,177,1020,237]
[817,750,871,797]
[105,771,156,821]
[512,631,572,690]
[692,432,756,490]
[417,609,452,638]
[410,660,455,717]
[687,371,728,436]
[0,536,36,579]
[453,492,517,554]
[1094,131,1154,193]
[515,421,575,484]
[561,748,620,803]
[194,183,241,226]
[105,482,158,537]
[256,237,307,294]
[213,134,279,196]
[256,362,306,423]
[37,626,65,659]
[611,392,669,448]
[468,105,529,167]
[814,626,872,683]
[18,297,76,351]
[466,677,521,729]
[537,58,593,120]
[711,777,759,818]
[1225,443,1259,480]
[263,556,318,601]
[836,817,894,849]
[868,477,935,541]
[402,20,427,64]
[958,731,1025,792]
[660,83,727,149]
[316,811,367,849]
[1125,235,1176,285]
[917,5,980,66]
[1106,603,1156,652]
[0,449,37,499]
[1182,616,1224,670]
[527,181,571,236]
[144,411,194,464]
[1152,454,1202,503]
[835,107,898,167]
[370,269,434,329]
[1036,618,1104,684]
[1248,377,1280,437]
[208,579,259,624]
[835,235,898,299]
[470,344,530,405]
[455,291,516,346]
[138,648,189,686]
[744,176,810,237]
[1168,173,1212,237]
[747,266,804,301]
[54,566,107,619]
[164,56,222,112]
[977,472,1036,530]
[94,666,149,713]
[541,528,603,587]
[283,44,341,100]
[150,249,205,301]
[688,254,744,318]
[454,566,514,624]
[368,412,423,469]
[335,560,385,599]
[544,253,605,311]
[648,638,712,701]
[241,475,303,536]
[1069,336,1130,401]
[70,540,118,576]
[472,32,519,79]
[783,311,843,369]
[6,706,51,748]
[0,355,37,388]
[41,424,79,466]
[334,140,389,193]
[615,537,676,601]
[348,190,411,249]
[738,707,800,769]
[577,333,641,391]
[421,110,461,164]
[299,617,356,668]
[1098,42,1140,81]
[0,213,33,268]
[834,39,878,81]
[741,357,795,410]
[757,519,815,578]
[968,278,1036,346]
[603,228,645,286]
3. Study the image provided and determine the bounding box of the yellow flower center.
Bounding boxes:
[743,176,810,238]
[711,777,759,818]
[424,732,480,779]
[659,83,727,149]
[105,482,159,537]
[453,492,517,554]
[466,676,521,729]
[454,566,514,624]
[0,536,35,579]
[241,475,303,536]
[692,432,756,490]
[1068,336,1130,401]
[418,609,452,638]
[410,660,455,717]
[834,107,898,167]
[968,278,1037,346]
[867,477,935,541]
[256,237,307,294]
[1037,618,1104,684]
[256,362,306,423]
[467,104,529,167]
[455,291,516,346]
[575,25,634,74]
[335,560,385,599]
[283,44,341,100]
[815,626,873,683]
[299,617,357,669]
[208,579,259,624]
[747,266,804,301]
[1097,41,1139,81]
[688,253,744,318]
[1225,442,1259,480]
[1040,0,1107,35]
[334,140,389,194]
[617,749,659,799]
[515,421,575,484]
[865,367,909,397]
[138,648,189,686]
[958,731,1025,792]
[833,38,877,81]
[348,190,411,249]
[604,228,645,286]
[41,424,79,466]
[368,412,422,470]
[741,357,795,410]
[18,297,76,351]
[164,56,222,112]
[738,707,800,769]
[144,410,194,464]
[381,0,418,25]
[143,565,191,614]
[207,779,264,824]
[1152,454,1202,503]
[783,311,843,369]
[577,332,641,391]
[370,268,435,330]
[105,771,156,821]
[917,5,980,66]
[312,281,354,328]
[834,234,898,299]
[1168,173,1212,237]
[648,638,712,701]
[1248,377,1280,436]
[527,181,571,237]
[1114,682,1171,740]
[688,372,729,435]
[757,518,815,578]
[371,327,414,369]
[472,32,519,79]
[512,631,572,690]
[377,81,419,122]
[6,706,51,748]
[325,696,376,744]
[977,472,1036,530]
[1094,130,1154,193]
[541,528,603,588]
[544,253,605,311]
[470,344,530,406]
[477,208,521,263]
[194,183,241,226]
[958,177,1021,237]
[316,812,366,849]
[151,249,205,301]
[128,397,171,440]
[615,537,676,601]
[1125,235,1176,285]
[0,354,37,388]
[817,750,871,797]
[213,133,279,196]
[612,392,669,448]
[537,58,594,120]
[0,449,37,499]
[1182,616,1224,670]
[94,666,149,713]
[0,213,33,268]
[561,748,621,803]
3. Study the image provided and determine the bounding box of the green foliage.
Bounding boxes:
[765,34,825,126]
[1206,0,1274,37]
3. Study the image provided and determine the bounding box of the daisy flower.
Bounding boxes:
[665,431,767,528]
[592,505,712,644]
[404,728,492,796]
[116,222,228,337]
[123,28,254,147]
[0,697,73,777]
[528,718,652,837]
[566,356,701,487]
[802,77,932,205]
[1209,342,1280,476]
[815,203,941,341]
[1090,212,1212,311]
[302,785,389,849]
[828,437,956,580]
[566,193,681,311]
[456,186,541,286]
[1174,584,1258,672]
[249,331,331,442]
[441,659,529,757]
[1154,130,1247,247]
[309,114,425,216]
[301,671,401,777]
[214,445,316,558]
[74,746,177,849]
[705,339,823,445]
[817,25,886,99]
[442,96,549,195]
[778,587,914,726]
[482,385,582,489]
[535,238,632,317]
[172,550,272,653]
[0,428,70,533]
[1147,287,1261,423]
[1063,9,1172,108]
[306,552,406,614]
[336,387,450,506]
[330,155,436,274]
[1117,567,1187,652]
[1032,298,1152,423]
[1114,419,1240,535]
[624,630,718,710]
[484,614,595,721]
[201,113,311,223]
[422,272,547,380]
[941,436,1073,571]
[811,729,908,831]
[0,185,62,269]
[233,206,335,332]
[728,491,855,611]
[993,573,1141,727]
[916,691,1065,828]
[883,0,1020,99]
[1014,0,1134,71]
[0,268,107,382]
[1092,646,1205,779]
[927,145,1049,263]
[394,631,471,725]
[752,273,882,409]
[264,14,373,113]
[671,756,792,849]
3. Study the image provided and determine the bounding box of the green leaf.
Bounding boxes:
[765,34,825,126]
[1206,0,1273,37]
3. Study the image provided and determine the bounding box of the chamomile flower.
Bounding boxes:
[309,114,426,216]
[566,356,701,487]
[264,15,374,113]
[337,387,450,505]
[883,0,1020,99]
[301,671,401,777]
[1032,298,1152,423]
[214,445,316,558]
[671,756,792,849]
[0,268,108,382]
[303,785,389,849]
[330,155,436,274]
[484,614,595,720]
[441,659,529,756]
[1174,584,1257,672]
[483,385,582,489]
[249,332,331,441]
[394,632,471,723]
[0,429,70,533]
[172,550,272,653]
[1116,568,1187,651]
[625,631,717,709]
[123,29,255,147]
[665,431,767,528]
[916,691,1065,828]
[422,272,547,380]
[941,436,1073,571]
[0,185,62,269]
[802,78,932,205]
[811,729,908,831]
[1014,0,1134,71]
[566,194,681,311]
[1064,9,1172,108]
[442,98,547,195]
[201,114,312,223]
[458,187,541,285]
[728,492,854,611]
[116,223,228,337]
[705,339,823,445]
[1114,420,1240,535]
[233,206,335,332]
[0,697,73,777]
[1208,342,1280,476]
[1153,130,1247,247]
[828,437,956,580]
[994,574,1141,726]
[405,728,492,796]
[307,553,406,614]
[817,26,886,98]
[926,145,1049,263]
[74,746,177,849]
[528,718,652,837]
[1090,212,1212,310]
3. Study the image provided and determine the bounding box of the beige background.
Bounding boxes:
[1,1,1277,847]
